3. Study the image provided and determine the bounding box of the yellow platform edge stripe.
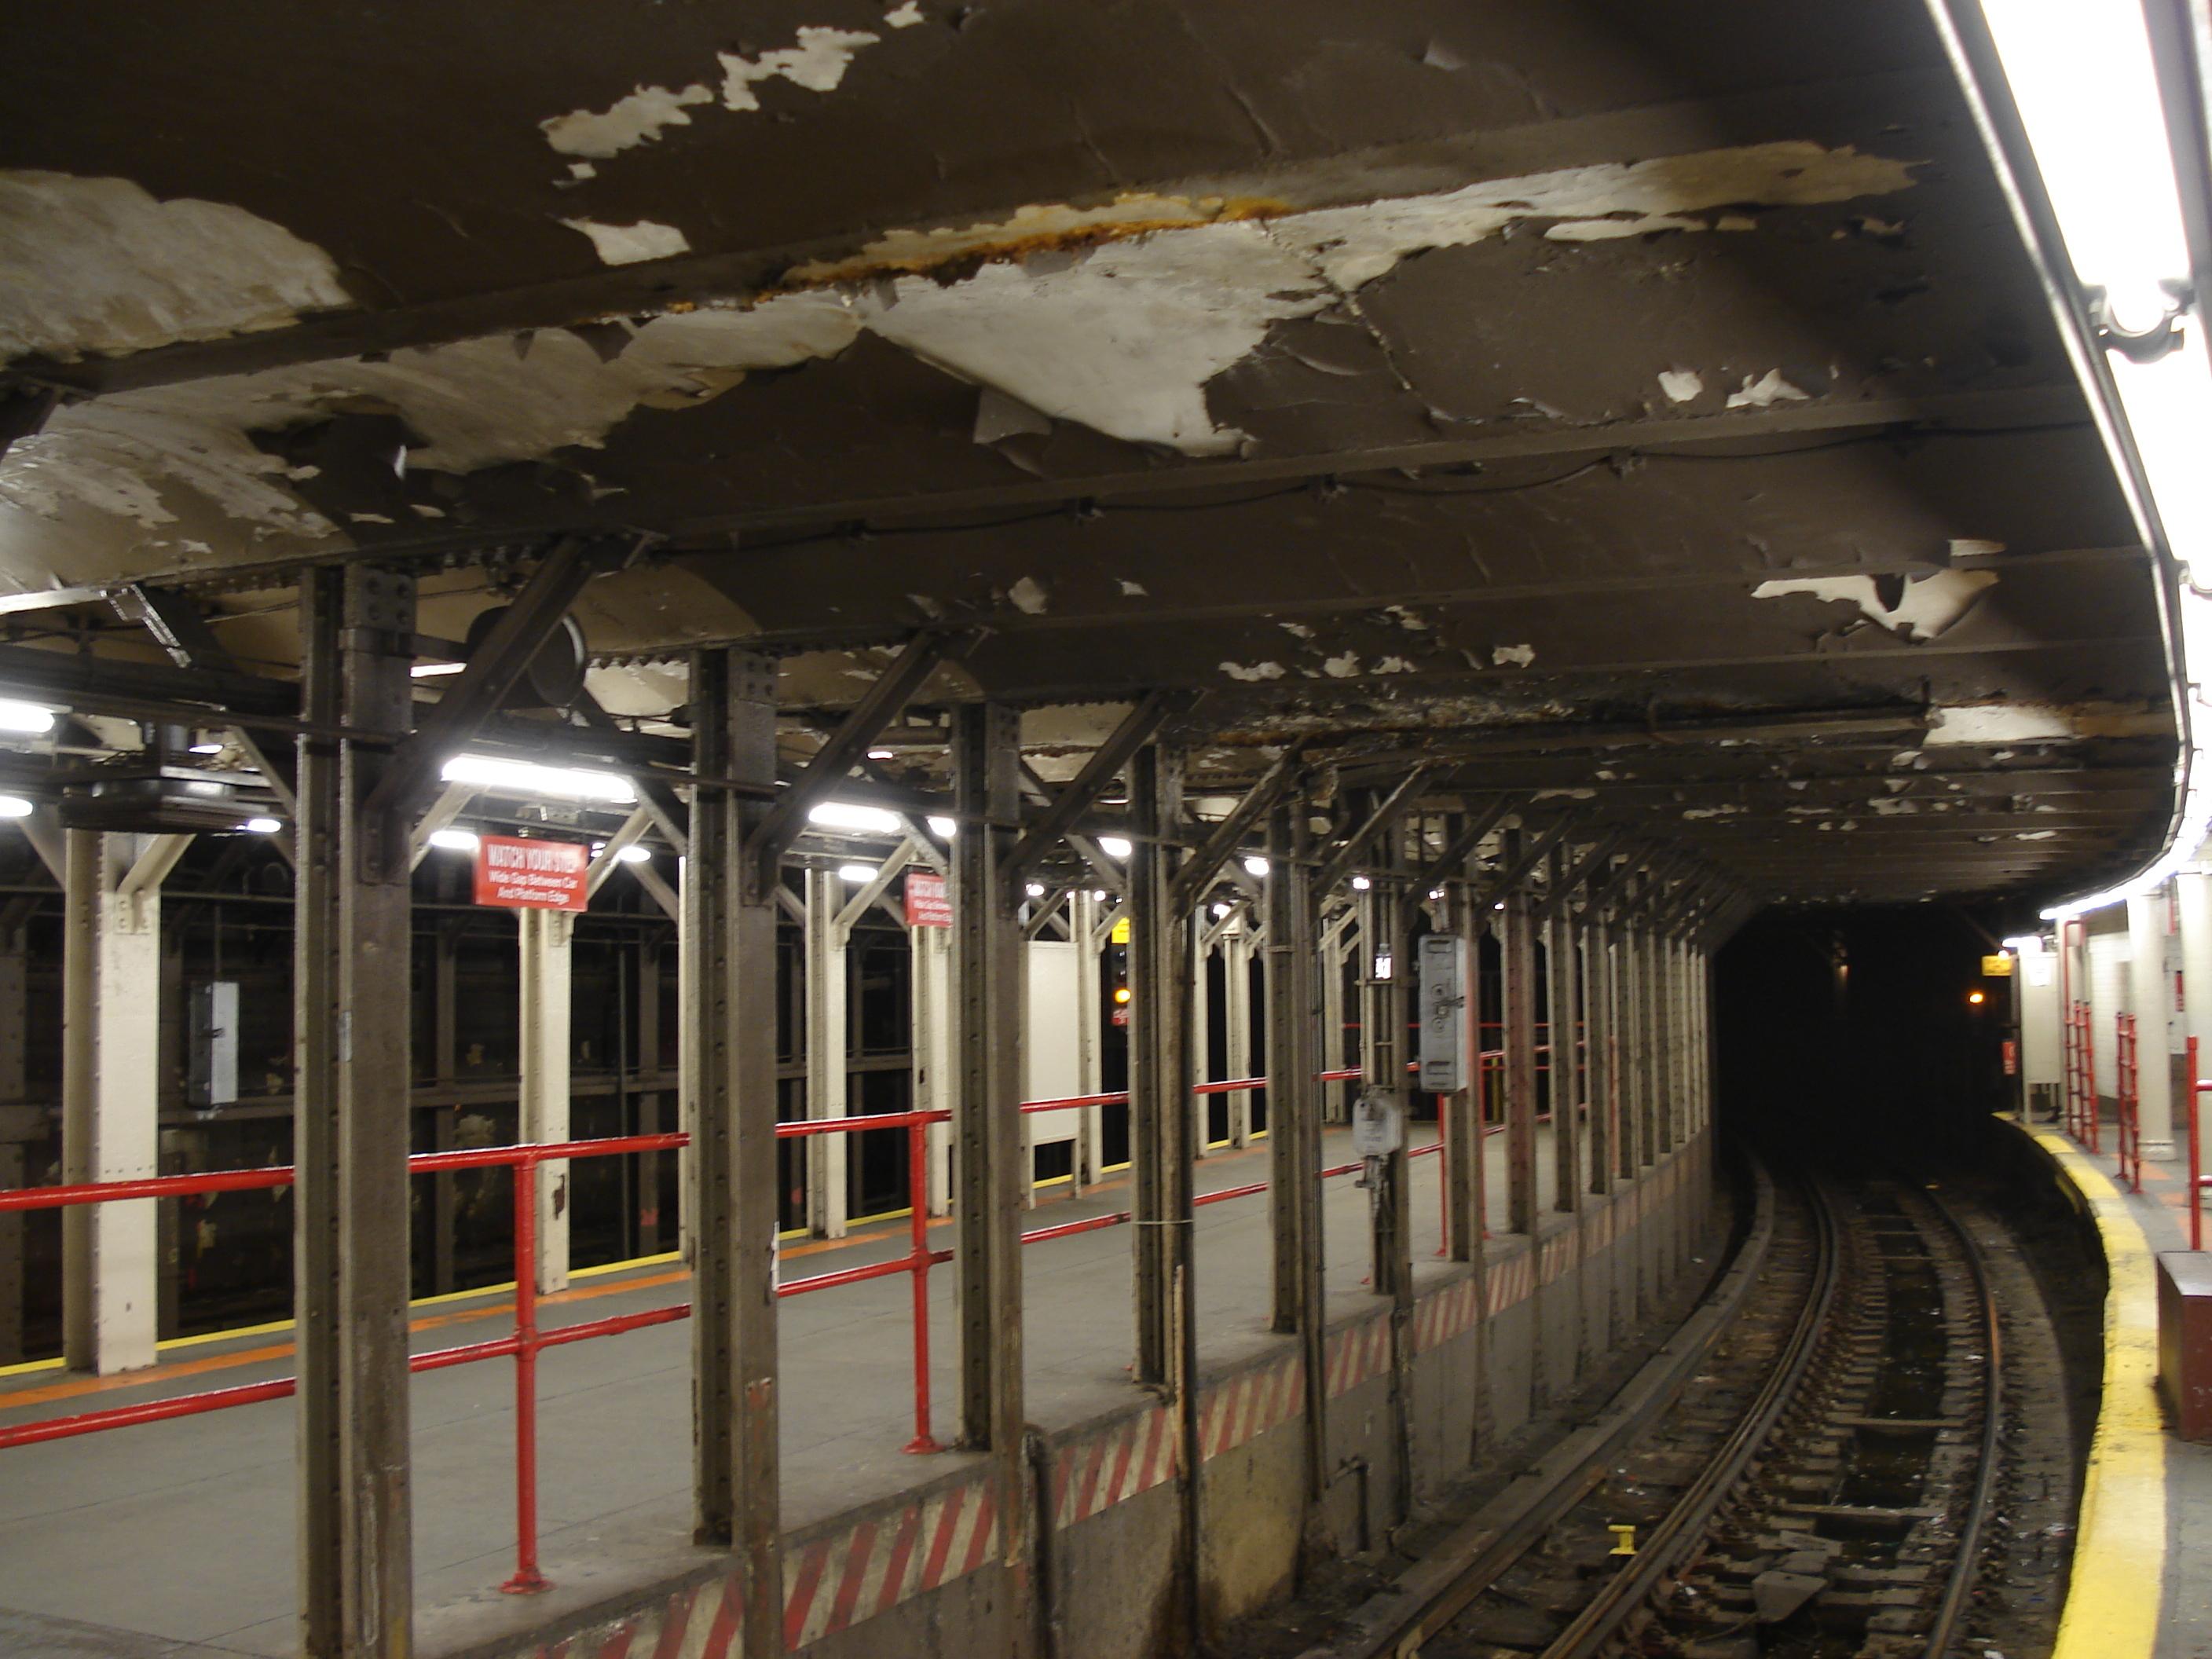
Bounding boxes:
[2027,1128,2168,1659]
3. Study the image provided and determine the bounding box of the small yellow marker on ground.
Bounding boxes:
[1607,1525,1638,1556]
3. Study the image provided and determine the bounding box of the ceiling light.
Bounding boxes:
[410,662,467,678]
[427,828,478,852]
[0,796,31,819]
[808,800,900,834]
[866,748,895,760]
[838,863,879,882]
[1961,1,2212,916]
[928,815,958,838]
[2002,934,2044,953]
[1091,889,1108,902]
[615,844,652,863]
[1099,837,1133,858]
[1211,903,1230,917]
[188,742,224,756]
[1374,954,1393,980]
[0,699,54,734]
[1025,882,1046,897]
[1243,855,1269,876]
[242,817,283,833]
[441,754,635,804]
[1350,875,1371,891]
[1430,888,1444,899]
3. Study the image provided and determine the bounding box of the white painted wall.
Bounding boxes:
[1024,940,1084,1151]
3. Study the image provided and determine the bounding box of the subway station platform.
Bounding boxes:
[0,1120,1605,1658]
[2016,1120,2212,1659]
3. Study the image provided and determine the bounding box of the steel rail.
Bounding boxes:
[1530,1170,1846,1658]
[1324,1152,1789,1658]
[1912,1181,2006,1659]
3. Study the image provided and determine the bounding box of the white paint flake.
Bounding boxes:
[1680,805,1741,819]
[1280,621,1313,638]
[1007,576,1048,614]
[1726,369,1810,409]
[1373,655,1415,674]
[797,141,1917,454]
[1924,701,2169,745]
[1657,368,1705,403]
[1219,661,1285,681]
[1117,579,1148,596]
[1321,651,1361,678]
[1949,538,2005,558]
[885,1,925,23]
[540,84,715,158]
[560,219,693,266]
[719,28,881,109]
[0,171,352,361]
[2015,830,2057,840]
[1536,788,1596,800]
[1492,643,1536,666]
[1750,568,1997,640]
[1383,604,1430,629]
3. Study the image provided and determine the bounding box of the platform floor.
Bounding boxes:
[0,1120,1577,1657]
[2037,1119,2212,1659]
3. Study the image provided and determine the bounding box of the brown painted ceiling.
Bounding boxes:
[0,0,2177,908]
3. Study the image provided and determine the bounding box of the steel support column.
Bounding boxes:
[684,648,782,1659]
[1359,873,1412,1302]
[1547,868,1581,1214]
[949,704,1031,1650]
[518,906,574,1294]
[1444,875,1484,1261]
[1585,916,1615,1196]
[294,564,416,1659]
[1130,742,1192,1384]
[1502,857,1539,1235]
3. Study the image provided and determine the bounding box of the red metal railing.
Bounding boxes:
[2064,999,2098,1150]
[2115,1013,2142,1193]
[2187,1036,2212,1252]
[5,1062,1474,1595]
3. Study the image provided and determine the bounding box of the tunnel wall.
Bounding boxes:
[463,1130,1719,1659]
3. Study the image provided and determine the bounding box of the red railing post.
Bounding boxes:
[2190,1036,2204,1252]
[500,1157,550,1595]
[903,1116,939,1454]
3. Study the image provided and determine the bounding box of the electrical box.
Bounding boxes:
[1416,933,1470,1093]
[189,980,239,1111]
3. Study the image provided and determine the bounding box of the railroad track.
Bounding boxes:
[1321,1157,2007,1659]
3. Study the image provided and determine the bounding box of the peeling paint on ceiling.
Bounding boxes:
[0,171,352,361]
[1752,569,1998,640]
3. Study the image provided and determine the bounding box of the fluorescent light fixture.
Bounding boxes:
[0,796,31,818]
[1430,888,1444,899]
[1242,855,1269,876]
[615,844,652,864]
[838,863,879,882]
[188,742,224,756]
[441,754,635,804]
[808,800,900,834]
[427,828,478,852]
[1024,882,1046,897]
[0,699,54,734]
[2002,934,2045,952]
[243,817,283,833]
[1350,874,1371,891]
[1098,837,1133,858]
[1211,903,1230,918]
[410,662,467,678]
[866,748,895,760]
[928,815,958,838]
[1968,0,2212,917]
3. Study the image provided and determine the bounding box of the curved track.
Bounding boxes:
[1327,1157,2011,1659]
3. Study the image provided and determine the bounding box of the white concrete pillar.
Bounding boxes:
[518,905,574,1294]
[62,830,189,1374]
[1225,927,1254,1147]
[2016,935,2064,1121]
[1071,891,1103,1187]
[911,907,953,1217]
[804,867,849,1239]
[2128,890,2176,1159]
[2180,873,2212,1111]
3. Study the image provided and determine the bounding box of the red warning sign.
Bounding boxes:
[474,835,589,912]
[905,870,951,928]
